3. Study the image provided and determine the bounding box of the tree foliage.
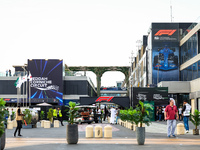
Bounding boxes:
[66,101,79,125]
[22,109,32,124]
[120,101,153,127]
[0,98,6,137]
[190,109,200,130]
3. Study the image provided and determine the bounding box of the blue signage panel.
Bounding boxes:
[28,59,63,105]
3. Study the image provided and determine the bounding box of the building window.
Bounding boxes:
[180,33,198,65]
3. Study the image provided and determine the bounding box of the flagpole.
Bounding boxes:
[19,85,21,106]
[26,77,28,107]
[23,81,24,107]
[29,80,31,107]
[17,87,19,106]
[29,71,31,107]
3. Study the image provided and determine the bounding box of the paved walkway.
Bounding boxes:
[4,121,200,150]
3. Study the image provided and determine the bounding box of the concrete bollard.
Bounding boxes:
[177,123,185,135]
[133,124,137,131]
[118,119,121,125]
[108,117,110,123]
[13,120,17,127]
[123,121,126,127]
[86,125,93,138]
[104,125,112,138]
[54,120,59,128]
[95,126,103,138]
[131,123,133,130]
[7,121,13,129]
[138,123,145,127]
[44,121,51,128]
[41,120,46,127]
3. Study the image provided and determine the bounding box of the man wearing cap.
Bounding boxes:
[164,98,178,138]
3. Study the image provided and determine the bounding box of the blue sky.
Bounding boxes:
[0,0,199,86]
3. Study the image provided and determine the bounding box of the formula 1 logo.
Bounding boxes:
[95,96,114,102]
[155,30,176,36]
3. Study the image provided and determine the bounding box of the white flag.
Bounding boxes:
[22,75,27,83]
[28,73,32,81]
[16,77,23,88]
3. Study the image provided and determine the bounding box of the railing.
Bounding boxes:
[0,71,27,77]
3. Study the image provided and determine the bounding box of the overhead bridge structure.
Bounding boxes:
[65,65,129,96]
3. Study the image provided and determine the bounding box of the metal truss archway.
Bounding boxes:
[65,65,129,96]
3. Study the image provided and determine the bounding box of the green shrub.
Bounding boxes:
[40,111,45,120]
[0,98,6,137]
[190,109,200,130]
[66,102,79,125]
[47,108,53,123]
[120,101,153,127]
[22,109,32,124]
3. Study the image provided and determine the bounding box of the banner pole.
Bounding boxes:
[29,71,31,107]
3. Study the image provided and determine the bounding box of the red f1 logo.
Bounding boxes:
[95,96,114,102]
[155,30,176,36]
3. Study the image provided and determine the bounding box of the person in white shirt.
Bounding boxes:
[178,106,182,121]
[182,100,191,133]
[97,108,102,123]
[110,107,116,124]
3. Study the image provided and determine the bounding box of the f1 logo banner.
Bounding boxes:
[28,59,63,105]
[155,30,176,36]
[95,96,114,102]
[80,97,130,108]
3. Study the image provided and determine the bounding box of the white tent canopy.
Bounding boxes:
[36,102,52,106]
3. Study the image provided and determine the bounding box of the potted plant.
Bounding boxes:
[190,109,200,135]
[0,98,7,150]
[11,111,15,121]
[22,109,32,128]
[120,101,153,145]
[47,108,54,127]
[66,101,79,144]
[40,111,45,120]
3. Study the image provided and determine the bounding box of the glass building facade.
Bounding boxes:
[181,61,200,81]
[180,33,198,65]
[180,31,200,81]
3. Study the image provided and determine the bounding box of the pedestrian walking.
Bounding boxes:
[156,106,159,121]
[53,107,57,122]
[14,106,24,137]
[178,106,182,121]
[97,107,102,123]
[164,99,178,138]
[9,69,11,76]
[103,106,108,121]
[110,106,116,124]
[182,100,191,133]
[158,106,162,121]
[162,106,165,121]
[6,70,8,76]
[116,107,120,124]
[57,107,64,126]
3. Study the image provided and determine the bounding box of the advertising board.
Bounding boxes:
[28,59,63,105]
[152,23,179,84]
[132,87,168,107]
